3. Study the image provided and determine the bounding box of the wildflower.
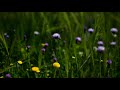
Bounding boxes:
[53,62,60,68]
[110,28,118,34]
[42,43,49,48]
[34,31,40,35]
[52,33,61,39]
[41,48,46,54]
[26,45,31,49]
[110,41,116,46]
[107,60,112,64]
[32,67,40,73]
[18,60,23,64]
[4,33,9,39]
[53,57,57,62]
[88,28,94,33]
[75,37,82,44]
[97,46,105,52]
[5,74,11,78]
[97,41,104,46]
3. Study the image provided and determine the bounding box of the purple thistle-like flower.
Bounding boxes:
[41,48,46,53]
[52,33,61,39]
[97,46,105,52]
[110,28,118,34]
[107,60,112,64]
[44,43,49,48]
[53,57,57,62]
[110,41,116,46]
[97,41,104,46]
[4,33,9,39]
[88,28,94,33]
[5,74,11,78]
[75,37,82,44]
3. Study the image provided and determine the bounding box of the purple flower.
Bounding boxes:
[41,48,46,53]
[27,45,31,49]
[52,33,61,39]
[44,43,49,48]
[110,28,118,34]
[107,60,112,64]
[5,74,11,78]
[97,41,104,46]
[88,28,94,33]
[53,57,57,62]
[110,41,116,46]
[4,33,9,39]
[97,46,105,52]
[75,37,82,44]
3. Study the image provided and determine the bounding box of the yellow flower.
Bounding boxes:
[53,62,60,68]
[32,67,40,73]
[41,43,45,47]
[100,60,103,62]
[18,60,23,64]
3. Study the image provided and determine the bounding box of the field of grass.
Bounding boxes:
[0,12,120,78]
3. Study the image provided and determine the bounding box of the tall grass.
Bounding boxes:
[0,12,119,78]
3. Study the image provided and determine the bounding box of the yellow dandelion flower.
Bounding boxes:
[41,43,45,47]
[18,60,23,64]
[36,70,40,73]
[32,67,40,73]
[53,62,60,68]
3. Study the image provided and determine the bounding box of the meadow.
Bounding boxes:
[0,12,119,78]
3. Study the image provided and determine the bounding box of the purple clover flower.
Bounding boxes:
[88,28,94,33]
[41,48,46,54]
[97,46,105,52]
[52,33,61,39]
[4,33,9,39]
[5,74,11,78]
[107,60,112,64]
[44,43,49,48]
[53,57,57,62]
[110,28,118,34]
[110,41,116,46]
[97,41,104,46]
[75,37,81,44]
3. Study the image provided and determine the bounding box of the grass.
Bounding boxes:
[0,12,120,78]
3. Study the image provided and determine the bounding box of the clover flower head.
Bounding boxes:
[52,33,61,39]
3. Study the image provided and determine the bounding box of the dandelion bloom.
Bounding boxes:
[53,62,60,68]
[97,46,105,52]
[110,28,118,34]
[5,74,11,78]
[18,60,23,64]
[75,37,81,44]
[52,33,61,39]
[32,67,40,73]
[88,28,94,33]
